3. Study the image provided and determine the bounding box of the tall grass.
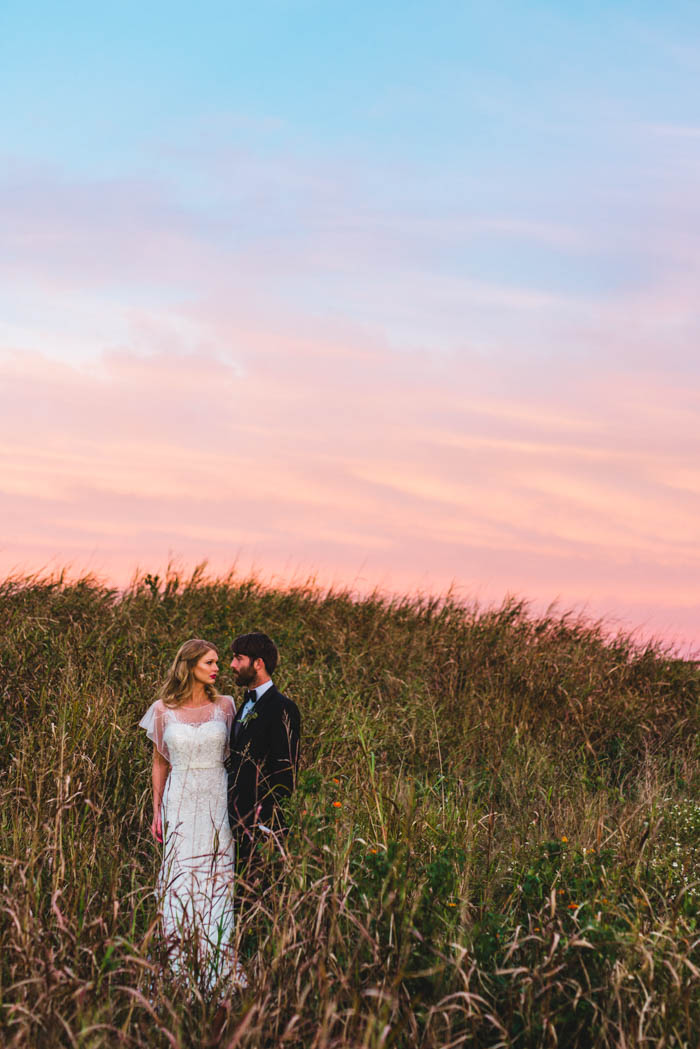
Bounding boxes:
[1,567,698,1048]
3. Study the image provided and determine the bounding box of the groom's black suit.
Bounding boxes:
[226,684,300,862]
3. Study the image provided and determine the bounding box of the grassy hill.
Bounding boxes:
[1,569,699,1048]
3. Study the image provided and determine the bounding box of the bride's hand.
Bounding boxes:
[151,810,163,843]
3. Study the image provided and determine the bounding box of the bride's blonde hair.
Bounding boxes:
[159,638,220,708]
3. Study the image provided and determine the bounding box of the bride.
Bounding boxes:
[140,638,246,991]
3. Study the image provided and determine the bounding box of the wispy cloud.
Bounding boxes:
[1,117,699,651]
[1,313,698,649]
[646,123,700,138]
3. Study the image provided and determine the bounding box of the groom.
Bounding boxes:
[227,631,301,866]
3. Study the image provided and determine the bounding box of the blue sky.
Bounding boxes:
[3,0,699,362]
[4,2,700,172]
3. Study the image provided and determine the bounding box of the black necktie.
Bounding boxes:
[243,689,256,703]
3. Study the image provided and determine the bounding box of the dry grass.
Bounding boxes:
[1,567,699,1048]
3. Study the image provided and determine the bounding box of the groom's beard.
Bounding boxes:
[234,667,257,687]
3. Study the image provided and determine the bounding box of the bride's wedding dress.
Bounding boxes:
[139,695,246,991]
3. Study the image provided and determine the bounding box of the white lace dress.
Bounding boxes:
[139,695,245,990]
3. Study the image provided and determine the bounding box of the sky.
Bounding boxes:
[1,1,699,652]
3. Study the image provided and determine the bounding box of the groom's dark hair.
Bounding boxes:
[230,631,279,675]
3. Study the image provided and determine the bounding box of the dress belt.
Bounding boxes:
[171,762,222,770]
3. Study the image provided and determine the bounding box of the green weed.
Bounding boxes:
[0,568,698,1047]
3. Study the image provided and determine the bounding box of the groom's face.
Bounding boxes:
[230,652,259,687]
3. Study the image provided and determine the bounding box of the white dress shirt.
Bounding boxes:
[238,678,273,724]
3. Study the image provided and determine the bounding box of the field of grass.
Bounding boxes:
[1,568,699,1048]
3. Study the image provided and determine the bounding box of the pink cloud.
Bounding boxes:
[1,152,699,654]
[1,322,699,653]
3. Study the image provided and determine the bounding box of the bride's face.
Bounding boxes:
[192,649,219,687]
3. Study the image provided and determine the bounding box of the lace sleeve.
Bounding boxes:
[139,700,170,762]
[220,694,236,758]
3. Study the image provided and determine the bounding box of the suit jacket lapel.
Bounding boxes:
[232,694,254,741]
[234,685,277,743]
[253,685,277,717]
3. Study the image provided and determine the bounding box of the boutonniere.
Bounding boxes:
[240,709,259,728]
